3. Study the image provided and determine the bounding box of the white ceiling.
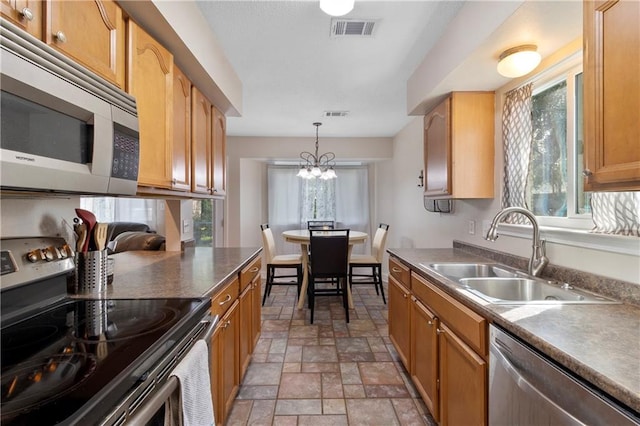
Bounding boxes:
[197,1,582,138]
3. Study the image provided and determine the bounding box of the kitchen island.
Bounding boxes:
[388,247,640,420]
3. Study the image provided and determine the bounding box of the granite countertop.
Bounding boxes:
[387,247,640,415]
[101,247,262,299]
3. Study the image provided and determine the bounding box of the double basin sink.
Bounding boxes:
[422,263,619,305]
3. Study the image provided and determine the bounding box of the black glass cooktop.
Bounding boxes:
[1,298,208,425]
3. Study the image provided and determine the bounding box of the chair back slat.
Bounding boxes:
[307,220,335,230]
[371,223,389,262]
[260,224,277,263]
[309,229,349,277]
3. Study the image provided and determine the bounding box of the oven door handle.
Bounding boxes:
[127,376,178,425]
[201,314,220,348]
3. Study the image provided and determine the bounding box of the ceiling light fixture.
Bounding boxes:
[320,0,354,17]
[497,44,542,78]
[297,122,337,180]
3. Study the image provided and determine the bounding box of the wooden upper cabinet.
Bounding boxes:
[127,20,174,189]
[583,0,640,191]
[191,86,212,194]
[172,66,192,191]
[1,0,42,38]
[46,0,125,88]
[211,106,227,197]
[424,92,495,199]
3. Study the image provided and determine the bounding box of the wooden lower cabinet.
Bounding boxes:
[439,324,487,426]
[213,299,239,426]
[238,284,252,380]
[388,257,488,425]
[388,275,411,369]
[411,296,439,421]
[250,274,262,348]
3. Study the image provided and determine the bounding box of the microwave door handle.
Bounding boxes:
[491,344,586,426]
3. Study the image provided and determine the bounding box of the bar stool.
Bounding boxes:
[260,224,303,305]
[348,223,389,303]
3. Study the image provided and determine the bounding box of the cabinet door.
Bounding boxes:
[171,66,191,191]
[191,86,212,194]
[47,0,125,88]
[1,0,42,38]
[411,297,439,421]
[127,21,173,189]
[251,274,262,348]
[209,323,223,426]
[584,0,640,191]
[388,275,411,370]
[439,323,487,426]
[220,300,240,424]
[424,97,451,197]
[238,284,252,381]
[211,106,227,196]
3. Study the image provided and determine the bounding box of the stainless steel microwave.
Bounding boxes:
[0,18,140,196]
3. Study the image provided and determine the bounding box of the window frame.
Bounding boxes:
[497,52,640,256]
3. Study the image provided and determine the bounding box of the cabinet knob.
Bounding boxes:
[436,328,444,335]
[20,7,34,21]
[582,169,593,177]
[427,320,433,326]
[54,31,67,43]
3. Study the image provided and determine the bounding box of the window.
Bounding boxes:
[525,61,591,228]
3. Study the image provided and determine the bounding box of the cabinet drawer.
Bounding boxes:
[240,256,261,290]
[411,272,487,356]
[389,257,410,287]
[211,276,239,318]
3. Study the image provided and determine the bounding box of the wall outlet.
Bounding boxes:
[468,220,476,235]
[182,219,191,233]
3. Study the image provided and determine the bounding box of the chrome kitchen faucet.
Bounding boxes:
[485,207,549,277]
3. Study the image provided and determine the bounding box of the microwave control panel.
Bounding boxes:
[111,130,139,181]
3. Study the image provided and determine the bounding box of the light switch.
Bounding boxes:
[468,220,476,235]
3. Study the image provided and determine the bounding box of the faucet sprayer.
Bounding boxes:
[485,206,549,277]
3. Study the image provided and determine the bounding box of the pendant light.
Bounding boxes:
[296,122,337,180]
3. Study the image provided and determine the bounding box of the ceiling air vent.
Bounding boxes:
[324,111,349,117]
[330,19,376,38]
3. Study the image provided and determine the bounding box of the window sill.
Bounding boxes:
[497,223,640,256]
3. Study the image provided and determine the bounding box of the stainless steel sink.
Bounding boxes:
[422,262,619,305]
[459,277,619,304]
[425,263,519,280]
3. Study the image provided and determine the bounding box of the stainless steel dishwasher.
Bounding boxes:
[489,325,640,425]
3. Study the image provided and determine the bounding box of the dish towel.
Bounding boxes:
[170,339,215,426]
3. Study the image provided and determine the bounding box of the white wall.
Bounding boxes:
[385,92,640,285]
[226,135,394,247]
[0,197,80,244]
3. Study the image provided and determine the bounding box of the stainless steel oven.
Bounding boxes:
[0,237,216,425]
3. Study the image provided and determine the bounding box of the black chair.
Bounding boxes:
[349,223,389,304]
[307,220,335,230]
[307,228,350,324]
[260,224,303,305]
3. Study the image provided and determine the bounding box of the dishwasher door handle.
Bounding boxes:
[491,343,586,426]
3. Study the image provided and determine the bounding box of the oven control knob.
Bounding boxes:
[43,246,60,261]
[27,249,44,263]
[59,244,73,258]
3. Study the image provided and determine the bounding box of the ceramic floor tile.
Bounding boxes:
[278,373,322,399]
[358,362,404,385]
[302,345,338,363]
[298,415,349,425]
[227,281,430,425]
[345,399,400,426]
[275,399,323,415]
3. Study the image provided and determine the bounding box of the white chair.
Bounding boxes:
[260,224,303,305]
[348,223,389,303]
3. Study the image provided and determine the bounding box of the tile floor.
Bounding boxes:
[226,282,437,425]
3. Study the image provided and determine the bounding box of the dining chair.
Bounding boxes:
[348,223,389,304]
[307,220,335,230]
[307,228,350,324]
[260,224,303,305]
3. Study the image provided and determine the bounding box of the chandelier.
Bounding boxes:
[297,122,337,180]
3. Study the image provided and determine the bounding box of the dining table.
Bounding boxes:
[282,229,368,310]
